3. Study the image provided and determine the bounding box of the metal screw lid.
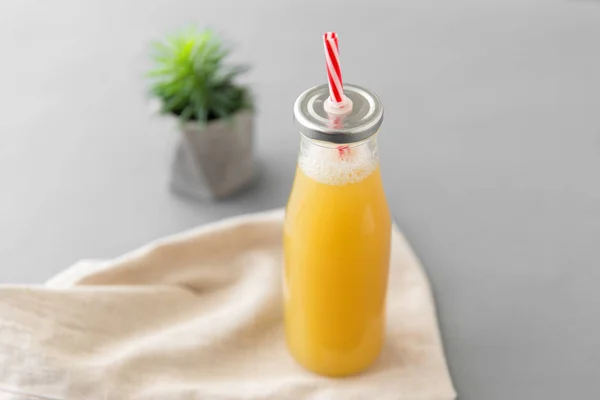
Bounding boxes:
[293,83,384,144]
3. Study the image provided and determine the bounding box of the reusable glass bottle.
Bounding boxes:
[284,83,392,376]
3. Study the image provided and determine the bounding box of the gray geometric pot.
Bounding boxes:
[170,110,255,200]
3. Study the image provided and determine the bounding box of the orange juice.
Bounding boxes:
[284,137,391,376]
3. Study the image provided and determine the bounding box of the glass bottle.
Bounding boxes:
[284,84,391,376]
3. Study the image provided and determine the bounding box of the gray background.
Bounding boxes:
[1,1,599,399]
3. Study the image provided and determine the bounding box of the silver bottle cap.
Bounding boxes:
[293,83,384,144]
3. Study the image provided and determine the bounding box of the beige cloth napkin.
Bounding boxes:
[0,209,456,400]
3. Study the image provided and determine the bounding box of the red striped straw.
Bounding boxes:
[323,32,347,108]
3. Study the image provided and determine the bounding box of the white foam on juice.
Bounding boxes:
[299,144,378,186]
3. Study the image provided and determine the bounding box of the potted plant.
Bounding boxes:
[148,28,254,200]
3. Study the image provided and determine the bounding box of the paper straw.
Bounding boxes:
[323,32,345,106]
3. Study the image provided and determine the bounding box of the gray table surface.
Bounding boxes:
[2,1,600,399]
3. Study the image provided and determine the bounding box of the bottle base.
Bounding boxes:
[287,340,384,378]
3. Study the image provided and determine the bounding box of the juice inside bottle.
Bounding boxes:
[284,135,391,376]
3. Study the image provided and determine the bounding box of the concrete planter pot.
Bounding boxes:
[170,110,255,200]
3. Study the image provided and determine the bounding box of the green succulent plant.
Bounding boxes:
[148,28,252,124]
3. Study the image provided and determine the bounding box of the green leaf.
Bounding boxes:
[178,105,195,122]
[146,27,252,123]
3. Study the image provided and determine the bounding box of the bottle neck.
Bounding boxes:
[300,134,380,160]
[298,134,380,186]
